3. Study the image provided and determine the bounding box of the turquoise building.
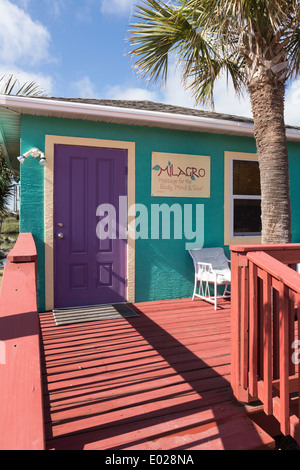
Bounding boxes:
[0,95,300,312]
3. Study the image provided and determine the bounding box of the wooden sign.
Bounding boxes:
[151,152,210,198]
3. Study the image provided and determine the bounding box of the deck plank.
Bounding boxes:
[39,298,274,450]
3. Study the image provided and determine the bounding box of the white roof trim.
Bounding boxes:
[0,94,300,141]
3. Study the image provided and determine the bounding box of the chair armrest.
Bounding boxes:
[196,261,213,267]
[195,261,214,274]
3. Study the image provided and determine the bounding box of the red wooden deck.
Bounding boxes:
[39,298,274,450]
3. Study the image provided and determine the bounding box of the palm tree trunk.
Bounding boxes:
[248,75,292,244]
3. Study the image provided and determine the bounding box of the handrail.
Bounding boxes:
[231,243,300,252]
[231,243,300,264]
[230,243,300,443]
[7,232,37,263]
[0,233,45,450]
[247,251,300,294]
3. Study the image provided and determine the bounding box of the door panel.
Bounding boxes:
[54,144,127,308]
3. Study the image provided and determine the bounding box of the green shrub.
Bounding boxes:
[2,217,19,234]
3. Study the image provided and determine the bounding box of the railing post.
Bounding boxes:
[230,250,251,402]
[262,272,272,416]
[248,261,258,398]
[279,283,290,436]
[240,262,249,391]
[230,251,239,399]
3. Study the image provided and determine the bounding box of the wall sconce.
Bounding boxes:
[17,147,47,166]
[39,153,47,166]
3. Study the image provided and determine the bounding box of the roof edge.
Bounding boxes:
[1,94,300,141]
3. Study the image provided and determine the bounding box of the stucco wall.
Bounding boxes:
[19,114,299,311]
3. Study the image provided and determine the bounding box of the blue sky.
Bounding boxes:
[0,0,151,99]
[0,0,299,126]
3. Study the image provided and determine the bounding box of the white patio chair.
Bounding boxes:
[188,247,231,310]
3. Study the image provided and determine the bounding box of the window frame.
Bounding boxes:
[230,158,262,238]
[224,151,262,246]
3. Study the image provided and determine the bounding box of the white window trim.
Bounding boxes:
[230,158,262,239]
[224,151,262,246]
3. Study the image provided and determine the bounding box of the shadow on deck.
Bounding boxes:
[40,298,274,450]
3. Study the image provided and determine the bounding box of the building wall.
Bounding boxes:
[19,114,300,311]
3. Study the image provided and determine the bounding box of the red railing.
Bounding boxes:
[0,233,45,450]
[230,244,300,443]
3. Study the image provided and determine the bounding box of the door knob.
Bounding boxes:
[57,233,64,239]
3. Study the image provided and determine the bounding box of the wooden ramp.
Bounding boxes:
[39,298,274,450]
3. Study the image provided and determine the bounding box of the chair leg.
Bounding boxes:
[192,277,197,300]
[223,284,228,297]
[214,280,217,310]
[223,284,230,298]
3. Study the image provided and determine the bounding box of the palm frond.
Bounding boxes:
[0,74,47,97]
[129,0,300,101]
[288,26,300,79]
[129,0,188,84]
[128,0,230,105]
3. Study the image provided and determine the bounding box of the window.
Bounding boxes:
[224,151,261,245]
[231,159,261,237]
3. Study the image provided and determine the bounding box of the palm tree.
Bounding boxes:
[128,0,300,244]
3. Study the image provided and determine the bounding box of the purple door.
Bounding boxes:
[54,144,127,308]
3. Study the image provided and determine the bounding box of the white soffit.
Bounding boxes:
[0,105,20,171]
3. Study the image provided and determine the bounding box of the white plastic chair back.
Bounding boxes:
[189,248,229,272]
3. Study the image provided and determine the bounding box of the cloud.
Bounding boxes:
[75,0,98,22]
[211,78,299,127]
[284,81,300,127]
[46,0,63,18]
[0,0,51,66]
[158,61,202,109]
[106,84,158,101]
[71,75,159,101]
[69,67,159,101]
[100,0,135,15]
[209,79,252,118]
[0,66,54,94]
[71,76,100,98]
[0,1,54,96]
